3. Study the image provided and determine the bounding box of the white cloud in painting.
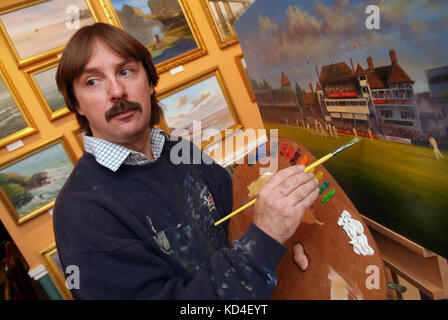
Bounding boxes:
[242,0,448,93]
[176,94,189,109]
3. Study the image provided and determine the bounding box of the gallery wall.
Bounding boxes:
[0,0,262,271]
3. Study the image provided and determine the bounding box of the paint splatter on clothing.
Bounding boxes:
[54,137,287,299]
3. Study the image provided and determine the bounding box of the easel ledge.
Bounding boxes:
[361,214,448,300]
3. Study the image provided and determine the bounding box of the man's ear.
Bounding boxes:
[149,84,154,95]
[75,103,85,116]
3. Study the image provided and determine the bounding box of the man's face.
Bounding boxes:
[73,40,153,143]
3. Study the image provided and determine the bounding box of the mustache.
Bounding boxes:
[105,99,142,122]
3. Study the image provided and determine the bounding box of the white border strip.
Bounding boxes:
[28,264,48,281]
[217,132,268,168]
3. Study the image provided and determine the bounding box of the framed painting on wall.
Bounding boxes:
[158,68,242,149]
[0,0,97,67]
[200,0,254,48]
[235,54,256,102]
[24,57,69,121]
[39,243,73,300]
[0,62,37,148]
[0,136,76,225]
[102,0,207,73]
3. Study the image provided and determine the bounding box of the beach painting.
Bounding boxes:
[235,0,448,257]
[0,140,74,223]
[0,0,95,62]
[110,0,199,66]
[160,72,237,147]
[0,75,27,140]
[33,66,66,113]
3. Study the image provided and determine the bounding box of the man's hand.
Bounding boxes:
[253,165,319,244]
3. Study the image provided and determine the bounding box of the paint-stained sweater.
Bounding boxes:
[53,137,287,299]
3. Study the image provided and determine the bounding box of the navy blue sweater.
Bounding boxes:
[53,137,287,299]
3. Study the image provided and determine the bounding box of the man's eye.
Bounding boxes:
[120,68,132,76]
[86,79,98,87]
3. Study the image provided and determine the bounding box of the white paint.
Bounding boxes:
[170,65,184,75]
[338,210,374,256]
[6,139,24,152]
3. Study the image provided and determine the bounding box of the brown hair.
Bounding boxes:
[56,23,162,136]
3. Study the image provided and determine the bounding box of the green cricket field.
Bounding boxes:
[264,122,448,258]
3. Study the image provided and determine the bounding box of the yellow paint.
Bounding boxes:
[247,172,273,197]
[328,266,363,300]
[315,171,324,181]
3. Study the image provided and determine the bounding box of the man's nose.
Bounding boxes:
[108,77,127,100]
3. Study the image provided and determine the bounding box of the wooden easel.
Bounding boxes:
[362,215,448,300]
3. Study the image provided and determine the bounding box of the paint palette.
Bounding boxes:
[229,136,386,299]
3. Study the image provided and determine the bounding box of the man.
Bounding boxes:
[54,23,319,299]
[429,135,444,160]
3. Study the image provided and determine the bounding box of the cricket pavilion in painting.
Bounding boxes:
[255,50,422,140]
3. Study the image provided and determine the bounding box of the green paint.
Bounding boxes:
[265,122,448,258]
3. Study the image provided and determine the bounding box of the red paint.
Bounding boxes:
[327,92,358,98]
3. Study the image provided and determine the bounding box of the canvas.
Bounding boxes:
[235,0,448,258]
[159,71,238,147]
[0,75,27,140]
[110,0,199,66]
[0,140,74,224]
[33,66,65,113]
[0,0,95,63]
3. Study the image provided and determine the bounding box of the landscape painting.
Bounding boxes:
[202,0,254,46]
[0,0,95,62]
[159,71,237,147]
[236,0,448,257]
[0,74,27,141]
[110,0,201,66]
[0,140,74,224]
[32,66,66,114]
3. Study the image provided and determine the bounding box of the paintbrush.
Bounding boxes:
[214,137,361,226]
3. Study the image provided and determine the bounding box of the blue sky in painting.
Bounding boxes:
[160,76,226,129]
[110,0,152,14]
[236,0,448,94]
[0,144,72,177]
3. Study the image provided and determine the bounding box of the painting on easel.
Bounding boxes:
[235,0,448,258]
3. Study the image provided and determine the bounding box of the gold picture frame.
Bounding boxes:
[24,57,70,121]
[39,243,73,300]
[235,54,256,102]
[157,67,242,149]
[0,61,37,148]
[98,0,207,74]
[0,135,77,225]
[200,0,254,49]
[72,126,84,150]
[0,0,99,68]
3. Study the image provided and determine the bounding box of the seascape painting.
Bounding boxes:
[235,0,448,257]
[33,66,65,113]
[0,0,95,60]
[160,73,236,146]
[0,142,73,219]
[110,0,198,65]
[0,75,27,140]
